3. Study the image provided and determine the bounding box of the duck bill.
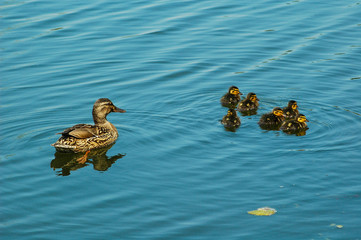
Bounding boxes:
[113,106,126,113]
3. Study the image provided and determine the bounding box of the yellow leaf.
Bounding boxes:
[248,207,277,216]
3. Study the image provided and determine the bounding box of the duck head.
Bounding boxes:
[247,92,259,102]
[288,100,298,110]
[93,98,125,124]
[272,107,284,117]
[226,109,237,117]
[228,86,242,96]
[296,114,309,123]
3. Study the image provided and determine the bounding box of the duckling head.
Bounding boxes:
[296,114,309,123]
[228,86,242,96]
[93,98,126,124]
[247,92,259,102]
[272,107,284,117]
[288,100,298,110]
[226,109,237,116]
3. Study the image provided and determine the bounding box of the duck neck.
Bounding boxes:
[93,110,118,136]
[93,109,109,126]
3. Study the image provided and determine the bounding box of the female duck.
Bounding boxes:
[283,100,299,119]
[237,92,259,113]
[258,107,285,130]
[280,114,309,133]
[220,86,242,108]
[52,98,126,153]
[221,109,241,130]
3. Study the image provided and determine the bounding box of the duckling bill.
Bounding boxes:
[52,98,126,153]
[220,86,242,108]
[258,107,285,130]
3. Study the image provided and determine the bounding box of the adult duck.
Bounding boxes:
[52,98,126,156]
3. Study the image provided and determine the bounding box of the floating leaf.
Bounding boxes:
[330,224,343,229]
[248,207,277,216]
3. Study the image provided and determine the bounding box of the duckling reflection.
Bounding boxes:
[51,143,125,176]
[221,109,241,132]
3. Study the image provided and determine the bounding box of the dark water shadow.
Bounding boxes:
[282,128,309,136]
[259,124,282,131]
[223,126,239,132]
[50,144,125,176]
[239,110,258,116]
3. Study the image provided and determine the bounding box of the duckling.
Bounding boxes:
[221,109,241,130]
[280,114,309,133]
[52,98,126,156]
[258,107,285,130]
[237,92,259,113]
[283,100,299,119]
[220,86,243,108]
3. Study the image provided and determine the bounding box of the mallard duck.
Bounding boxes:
[220,86,242,108]
[237,92,259,113]
[52,98,126,155]
[283,100,299,119]
[280,114,309,133]
[221,109,241,130]
[258,107,285,130]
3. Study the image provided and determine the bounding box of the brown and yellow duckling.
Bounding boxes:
[280,114,309,134]
[283,100,299,119]
[258,107,285,130]
[237,92,259,113]
[221,109,241,130]
[52,98,126,158]
[220,86,243,108]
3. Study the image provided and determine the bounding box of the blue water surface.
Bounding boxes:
[1,0,361,239]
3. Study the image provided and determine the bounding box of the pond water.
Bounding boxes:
[1,0,361,239]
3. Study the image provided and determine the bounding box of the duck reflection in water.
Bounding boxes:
[51,143,125,176]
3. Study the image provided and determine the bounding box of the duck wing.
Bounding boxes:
[58,124,97,139]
